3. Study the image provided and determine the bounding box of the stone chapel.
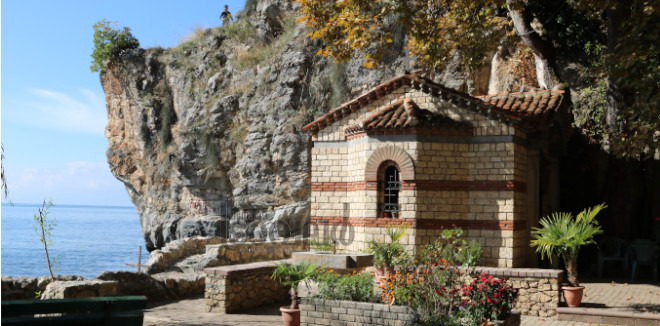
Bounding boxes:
[303,74,571,267]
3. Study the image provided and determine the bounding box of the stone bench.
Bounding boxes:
[204,260,290,313]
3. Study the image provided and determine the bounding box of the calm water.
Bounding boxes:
[1,203,144,279]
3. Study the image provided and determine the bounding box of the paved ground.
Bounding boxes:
[522,280,660,326]
[143,297,282,326]
[143,281,660,326]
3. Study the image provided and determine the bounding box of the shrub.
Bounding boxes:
[461,273,518,323]
[91,19,139,72]
[315,270,375,302]
[223,20,256,41]
[310,239,335,252]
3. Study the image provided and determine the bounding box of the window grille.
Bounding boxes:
[383,166,400,213]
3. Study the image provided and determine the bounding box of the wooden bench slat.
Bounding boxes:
[2,311,144,326]
[2,296,146,317]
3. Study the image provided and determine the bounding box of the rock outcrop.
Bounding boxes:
[101,0,485,251]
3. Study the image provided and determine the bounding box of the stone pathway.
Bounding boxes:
[143,281,660,326]
[143,295,281,326]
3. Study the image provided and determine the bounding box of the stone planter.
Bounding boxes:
[299,298,521,326]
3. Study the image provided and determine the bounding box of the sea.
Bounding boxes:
[1,203,144,279]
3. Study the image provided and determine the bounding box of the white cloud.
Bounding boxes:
[5,161,131,206]
[5,88,107,135]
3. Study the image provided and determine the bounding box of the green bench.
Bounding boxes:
[1,296,147,326]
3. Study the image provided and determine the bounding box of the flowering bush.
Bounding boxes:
[379,229,484,325]
[462,273,519,322]
[315,270,375,302]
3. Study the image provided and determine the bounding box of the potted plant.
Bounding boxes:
[271,261,319,326]
[366,223,410,279]
[530,203,606,307]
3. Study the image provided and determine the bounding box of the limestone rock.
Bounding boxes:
[1,275,85,300]
[95,271,168,301]
[101,0,480,252]
[41,280,118,299]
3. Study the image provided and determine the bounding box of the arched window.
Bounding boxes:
[382,165,400,216]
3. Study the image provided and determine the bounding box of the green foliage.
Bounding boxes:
[230,15,298,69]
[310,238,335,252]
[530,203,606,286]
[298,0,660,158]
[153,82,177,151]
[315,271,375,302]
[227,120,248,144]
[140,120,153,152]
[91,19,139,73]
[298,0,509,69]
[606,1,660,159]
[415,228,482,269]
[33,200,57,279]
[366,223,410,267]
[271,262,319,309]
[222,20,257,41]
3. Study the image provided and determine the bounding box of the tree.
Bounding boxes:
[34,200,57,279]
[91,19,140,73]
[1,144,9,203]
[298,0,660,159]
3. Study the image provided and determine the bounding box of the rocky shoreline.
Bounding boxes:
[2,235,308,301]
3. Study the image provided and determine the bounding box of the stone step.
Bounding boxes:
[557,307,660,325]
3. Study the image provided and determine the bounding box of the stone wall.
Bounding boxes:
[300,298,521,326]
[204,260,290,313]
[203,238,309,267]
[145,237,308,273]
[473,266,562,317]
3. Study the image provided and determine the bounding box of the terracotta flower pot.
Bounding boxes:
[562,286,584,307]
[280,307,300,326]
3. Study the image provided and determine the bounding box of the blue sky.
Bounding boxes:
[2,0,246,206]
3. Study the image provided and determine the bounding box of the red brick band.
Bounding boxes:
[311,216,525,231]
[311,180,526,192]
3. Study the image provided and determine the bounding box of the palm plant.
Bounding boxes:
[366,223,410,268]
[271,261,319,309]
[531,203,606,287]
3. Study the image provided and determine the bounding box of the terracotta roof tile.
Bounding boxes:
[303,74,570,135]
[344,98,473,138]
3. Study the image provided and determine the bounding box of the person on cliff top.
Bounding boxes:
[220,5,233,26]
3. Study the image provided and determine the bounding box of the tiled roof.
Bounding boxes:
[344,98,473,138]
[303,74,570,135]
[475,90,568,126]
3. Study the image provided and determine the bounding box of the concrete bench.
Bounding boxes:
[204,260,290,313]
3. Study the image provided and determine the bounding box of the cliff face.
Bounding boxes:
[101,0,486,251]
